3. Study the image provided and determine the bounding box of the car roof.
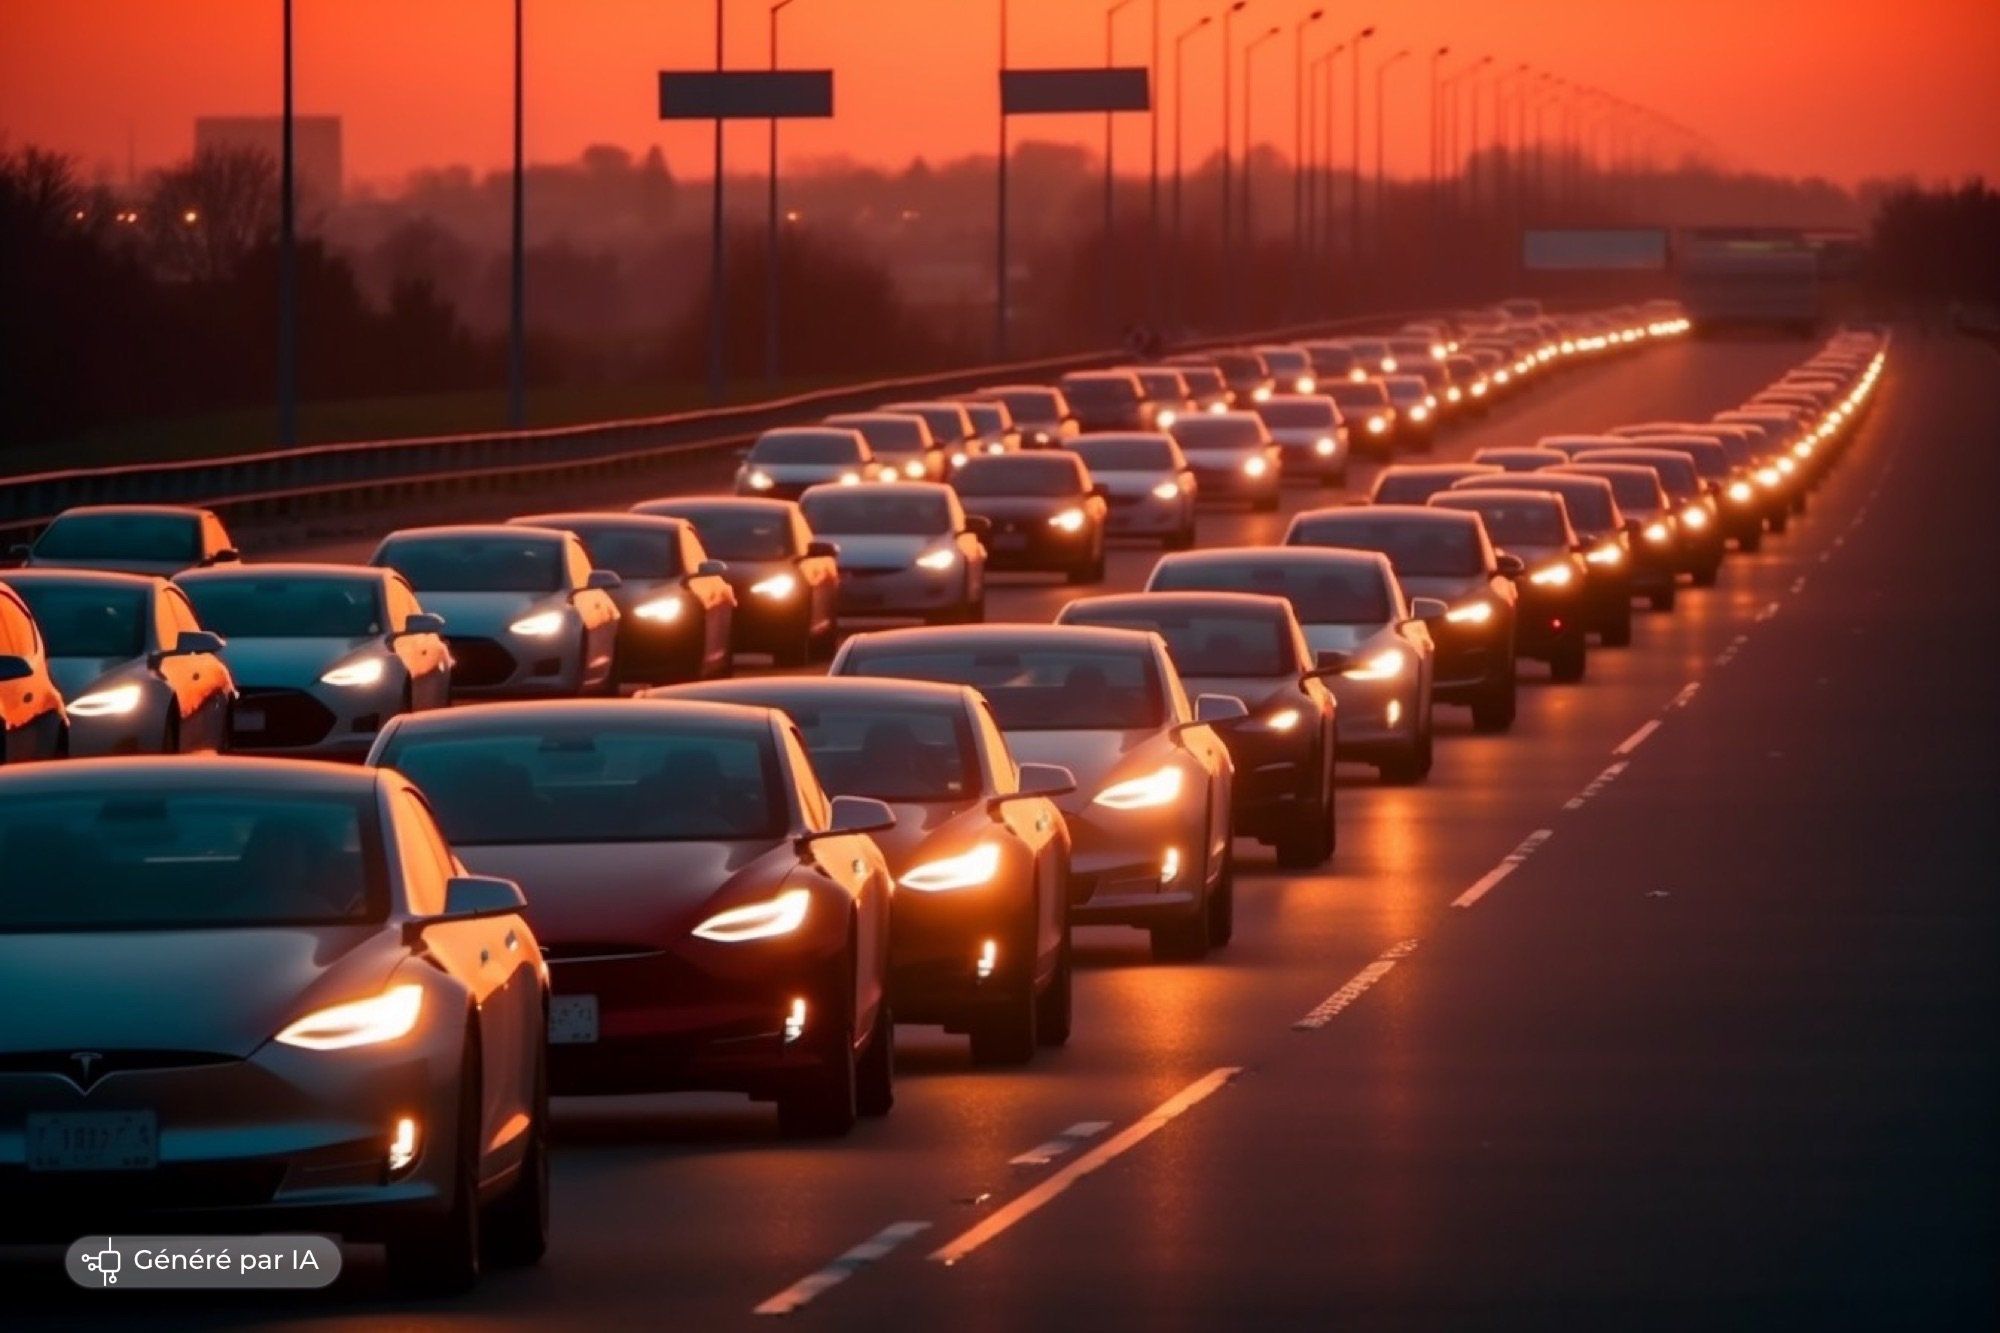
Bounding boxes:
[1062,590,1295,619]
[802,480,954,500]
[1378,463,1499,478]
[842,622,1159,655]
[825,411,924,425]
[512,512,688,533]
[379,523,567,544]
[177,561,388,583]
[50,504,214,521]
[1433,487,1566,511]
[380,697,777,738]
[1159,545,1389,572]
[0,754,380,798]
[636,496,797,516]
[0,568,166,591]
[1296,504,1479,528]
[648,676,976,710]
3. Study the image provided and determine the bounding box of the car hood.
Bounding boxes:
[216,635,380,688]
[746,462,852,484]
[606,578,677,615]
[420,590,556,637]
[1090,469,1172,498]
[865,800,990,876]
[1395,573,1490,604]
[47,654,145,700]
[0,926,403,1059]
[1300,621,1395,658]
[454,838,797,949]
[1180,675,1293,716]
[714,558,793,594]
[958,495,1065,522]
[1003,727,1171,813]
[826,534,935,571]
[1497,543,1566,570]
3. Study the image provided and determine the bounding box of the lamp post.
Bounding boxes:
[1219,0,1251,306]
[764,0,800,386]
[706,0,726,400]
[1373,47,1409,251]
[1170,13,1213,331]
[1103,0,1141,339]
[1427,45,1450,197]
[1289,8,1324,302]
[1240,23,1281,280]
[508,0,526,425]
[1460,55,1493,212]
[278,0,297,445]
[1346,24,1374,262]
[1307,43,1341,283]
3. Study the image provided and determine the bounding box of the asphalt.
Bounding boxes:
[10,331,1994,1330]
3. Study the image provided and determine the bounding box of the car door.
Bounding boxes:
[385,576,450,709]
[795,511,838,633]
[1160,646,1233,875]
[158,585,231,750]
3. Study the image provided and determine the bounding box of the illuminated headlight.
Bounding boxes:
[1342,647,1408,681]
[746,469,776,491]
[1756,466,1782,487]
[1156,408,1178,428]
[1776,455,1798,475]
[1429,342,1448,360]
[1348,368,1368,383]
[1560,339,1577,354]
[1408,404,1430,423]
[902,458,927,479]
[1680,506,1709,529]
[1585,542,1625,566]
[1495,369,1512,385]
[634,595,684,622]
[387,1116,420,1173]
[1644,521,1671,543]
[1445,599,1494,624]
[320,652,386,684]
[951,451,969,468]
[1528,563,1575,587]
[1446,386,1463,403]
[1207,401,1229,414]
[915,547,957,571]
[1093,764,1185,810]
[751,572,799,599]
[1259,706,1302,732]
[1366,415,1389,435]
[1792,442,1813,459]
[1514,359,1533,375]
[508,610,566,638]
[1727,480,1755,503]
[1048,507,1088,533]
[276,984,424,1051]
[840,470,863,485]
[1471,380,1489,397]
[1380,357,1398,373]
[1031,430,1054,446]
[692,888,811,942]
[1241,455,1271,478]
[1151,480,1182,500]
[899,842,1001,892]
[1313,437,1337,457]
[1252,385,1274,403]
[1294,375,1316,394]
[67,683,145,716]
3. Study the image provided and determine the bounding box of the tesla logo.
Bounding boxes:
[69,1052,105,1088]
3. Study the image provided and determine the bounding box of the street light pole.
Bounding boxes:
[278,0,297,446]
[508,0,527,427]
[765,0,798,386]
[1219,0,1250,312]
[1428,45,1450,200]
[1373,48,1409,255]
[1347,24,1374,262]
[1290,9,1323,306]
[1148,0,1162,329]
[1170,14,1213,332]
[1104,0,1140,340]
[1240,23,1281,289]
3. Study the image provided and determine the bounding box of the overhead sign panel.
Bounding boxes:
[658,71,834,120]
[1001,68,1150,116]
[1522,228,1669,272]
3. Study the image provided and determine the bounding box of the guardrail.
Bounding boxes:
[0,308,1446,546]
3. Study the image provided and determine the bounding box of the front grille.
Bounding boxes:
[232,689,335,748]
[0,1049,237,1088]
[1106,493,1145,509]
[2,1161,285,1211]
[447,636,517,688]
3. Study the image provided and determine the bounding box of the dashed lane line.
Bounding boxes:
[1009,1122,1113,1167]
[1293,939,1421,1030]
[754,1222,934,1315]
[1451,829,1556,909]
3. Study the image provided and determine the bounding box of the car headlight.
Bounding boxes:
[751,572,799,599]
[1313,436,1336,456]
[1791,442,1812,459]
[1342,648,1408,681]
[1348,368,1368,383]
[1727,480,1754,503]
[276,984,424,1051]
[1207,401,1229,414]
[1585,542,1625,566]
[1529,563,1574,587]
[1446,386,1463,403]
[634,594,684,622]
[509,610,566,638]
[1151,480,1182,500]
[916,547,957,571]
[1241,455,1270,478]
[951,451,969,467]
[1776,455,1798,474]
[1049,507,1088,533]
[1408,404,1430,422]
[1495,369,1512,384]
[1093,764,1185,810]
[1445,599,1494,624]
[1471,379,1489,397]
[1644,521,1671,543]
[841,470,864,485]
[902,458,927,479]
[1294,375,1315,394]
[1259,706,1302,732]
[1429,342,1448,360]
[899,842,1001,892]
[1030,429,1054,445]
[1156,408,1178,428]
[320,657,389,687]
[1380,357,1397,373]
[1756,465,1782,487]
[1366,415,1388,434]
[1680,506,1709,530]
[67,683,145,717]
[692,888,811,942]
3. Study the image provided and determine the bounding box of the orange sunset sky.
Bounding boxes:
[3,0,1997,192]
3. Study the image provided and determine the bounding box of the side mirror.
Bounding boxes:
[586,569,622,591]
[166,629,226,658]
[964,515,993,539]
[6,543,31,565]
[206,548,242,566]
[819,794,896,838]
[398,612,447,638]
[443,874,526,919]
[1190,693,1249,726]
[696,559,728,577]
[1090,484,1110,501]
[1495,552,1526,577]
[806,539,840,560]
[0,654,34,683]
[1011,762,1076,800]
[1410,597,1449,621]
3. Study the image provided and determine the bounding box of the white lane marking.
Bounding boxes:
[755,1221,934,1315]
[929,1067,1242,1266]
[1755,601,1780,623]
[1009,1121,1113,1167]
[1564,760,1629,811]
[1613,719,1661,756]
[1451,828,1555,909]
[1293,938,1421,1030]
[1669,681,1701,710]
[1789,575,1808,595]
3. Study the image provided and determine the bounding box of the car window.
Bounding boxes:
[10,582,148,659]
[377,535,565,594]
[1436,497,1568,546]
[574,526,683,580]
[1074,438,1177,471]
[845,645,1165,731]
[183,575,386,639]
[785,702,979,803]
[1066,606,1297,677]
[1152,559,1394,625]
[802,489,952,536]
[1289,517,1486,577]
[953,457,1085,498]
[34,512,201,563]
[972,700,1018,793]
[753,431,865,464]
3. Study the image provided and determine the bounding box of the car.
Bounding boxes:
[1404,357,1460,419]
[631,498,841,666]
[1070,433,1198,549]
[1428,490,1590,682]
[1559,448,1723,586]
[1550,463,1681,611]
[823,412,945,483]
[0,581,67,762]
[1120,365,1198,427]
[1254,345,1318,396]
[368,699,897,1138]
[1605,431,1764,552]
[1147,548,1440,783]
[1300,339,1364,385]
[1443,353,1491,409]
[176,564,452,756]
[1327,380,1397,458]
[0,757,549,1291]
[1473,446,1569,473]
[1368,462,1500,505]
[831,624,1243,960]
[1167,412,1282,511]
[1347,338,1397,375]
[951,396,1022,457]
[1203,349,1276,404]
[1253,395,1350,486]
[13,505,240,578]
[1057,370,1158,433]
[1283,507,1519,733]
[950,452,1108,583]
[650,677,1075,1064]
[973,384,1077,448]
[799,482,989,623]
[370,526,620,699]
[1057,592,1338,867]
[508,513,736,686]
[2,570,232,755]
[880,401,979,467]
[1158,359,1233,412]
[1451,473,1634,646]
[1381,376,1439,451]
[1387,336,1445,372]
[736,427,881,498]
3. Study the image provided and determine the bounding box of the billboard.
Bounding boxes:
[1001,68,1150,115]
[1522,228,1670,272]
[658,71,835,120]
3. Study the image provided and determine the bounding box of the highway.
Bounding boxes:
[8,330,1995,1327]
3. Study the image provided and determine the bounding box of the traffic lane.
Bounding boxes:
[821,338,1984,1328]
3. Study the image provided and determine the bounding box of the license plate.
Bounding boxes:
[28,1111,158,1171]
[235,708,266,733]
[549,994,599,1045]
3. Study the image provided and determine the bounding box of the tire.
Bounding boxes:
[1549,640,1588,684]
[855,1002,895,1116]
[774,618,813,668]
[483,1038,549,1269]
[1599,604,1634,648]
[386,1037,482,1295]
[1470,668,1518,733]
[1205,845,1236,948]
[1377,728,1433,785]
[1274,781,1335,869]
[969,983,1038,1066]
[1068,544,1105,585]
[1737,527,1763,554]
[1692,561,1721,589]
[1150,907,1211,962]
[776,1003,858,1139]
[161,712,183,756]
[812,614,841,662]
[1649,585,1677,612]
[1035,925,1073,1048]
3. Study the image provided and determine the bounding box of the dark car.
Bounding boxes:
[1159,360,1233,412]
[1205,349,1277,405]
[1369,462,1501,505]
[1381,375,1438,451]
[1552,463,1681,611]
[1058,370,1158,433]
[736,427,882,499]
[632,498,840,665]
[652,677,1075,1064]
[1119,366,1197,427]
[1284,506,1520,733]
[1451,473,1633,646]
[1607,431,1764,552]
[1429,490,1589,682]
[973,385,1077,448]
[1167,412,1282,511]
[824,412,945,483]
[16,505,239,578]
[1057,592,1338,868]
[1327,380,1398,458]
[951,453,1108,583]
[881,401,979,466]
[1562,447,1723,586]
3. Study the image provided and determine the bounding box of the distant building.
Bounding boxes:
[194,115,343,207]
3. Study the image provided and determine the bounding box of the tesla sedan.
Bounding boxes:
[737,427,881,498]
[1452,473,1634,646]
[1162,361,1233,413]
[823,412,944,483]
[1606,431,1764,552]
[1429,490,1589,682]
[880,401,978,468]
[1565,448,1723,586]
[653,678,1075,1064]
[2,569,232,755]
[0,758,549,1292]
[1552,463,1681,611]
[0,581,67,762]
[14,505,240,578]
[951,453,1107,583]
[1254,395,1350,486]
[1071,433,1197,549]
[800,482,989,623]
[1147,548,1441,784]
[1058,370,1159,433]
[1120,366,1197,426]
[1057,592,1338,868]
[1255,344,1318,396]
[972,384,1077,448]
[510,513,735,686]
[371,526,620,699]
[1327,380,1398,458]
[1167,412,1283,511]
[1369,462,1501,505]
[951,396,1022,457]
[370,700,897,1138]
[831,625,1242,961]
[632,497,840,666]
[1382,375,1439,451]
[1284,506,1520,733]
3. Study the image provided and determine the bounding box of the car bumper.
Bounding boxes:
[446,631,593,699]
[226,680,402,758]
[1330,675,1424,760]
[887,890,1040,1028]
[1188,468,1280,503]
[1275,441,1348,479]
[983,524,1094,571]
[1103,494,1192,536]
[836,566,966,616]
[1215,727,1321,839]
[1061,800,1211,929]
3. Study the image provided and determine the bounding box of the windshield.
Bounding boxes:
[833,418,926,452]
[377,536,564,593]
[1440,498,1568,547]
[1171,417,1264,451]
[1176,367,1225,395]
[1606,456,1699,499]
[12,583,148,658]
[0,791,382,931]
[753,432,864,464]
[991,388,1063,422]
[1213,353,1266,381]
[961,402,1009,433]
[569,527,681,579]
[185,576,384,638]
[1384,379,1428,404]
[1132,371,1183,399]
[1291,517,1484,577]
[954,457,1082,498]
[660,509,795,561]
[1074,438,1175,471]
[803,490,951,537]
[845,646,1164,731]
[381,723,783,845]
[1069,608,1295,677]
[1503,484,1615,530]
[1062,376,1140,406]
[1329,383,1390,409]
[788,703,979,802]
[1567,469,1663,512]
[1372,472,1471,504]
[1256,400,1338,428]
[35,513,200,563]
[1152,559,1392,625]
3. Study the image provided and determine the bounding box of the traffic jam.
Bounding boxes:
[0,302,1887,1294]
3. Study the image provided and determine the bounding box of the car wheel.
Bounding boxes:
[483,1036,549,1268]
[1549,640,1588,684]
[1150,906,1211,962]
[1649,585,1677,612]
[386,1033,482,1295]
[1035,923,1073,1047]
[969,977,1038,1066]
[1737,527,1763,554]
[1599,605,1634,648]
[777,970,858,1138]
[1205,845,1236,947]
[161,712,182,756]
[774,618,813,668]
[1274,787,1335,869]
[1692,561,1721,589]
[855,1002,895,1116]
[1377,729,1434,785]
[1471,667,1518,733]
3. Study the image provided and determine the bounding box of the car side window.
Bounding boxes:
[974,701,1018,794]
[393,786,458,918]
[781,726,830,830]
